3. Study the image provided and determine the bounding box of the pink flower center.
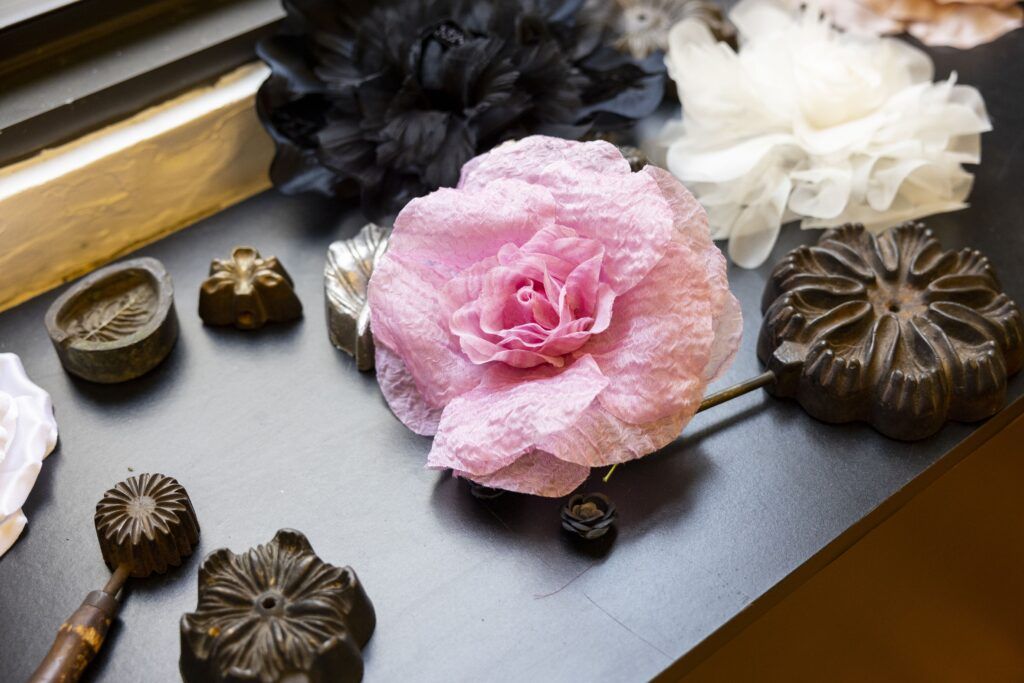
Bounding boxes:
[450,226,616,368]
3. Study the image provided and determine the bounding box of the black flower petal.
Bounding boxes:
[257,0,666,221]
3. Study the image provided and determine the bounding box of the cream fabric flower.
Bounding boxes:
[788,0,1023,49]
[656,0,991,268]
[0,354,58,556]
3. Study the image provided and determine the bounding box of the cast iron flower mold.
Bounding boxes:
[180,529,375,683]
[325,224,391,371]
[95,473,200,578]
[759,223,1023,440]
[199,247,302,330]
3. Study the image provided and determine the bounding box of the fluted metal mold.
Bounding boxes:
[758,223,1024,440]
[94,473,200,577]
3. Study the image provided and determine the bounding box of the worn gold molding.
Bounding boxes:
[0,62,273,313]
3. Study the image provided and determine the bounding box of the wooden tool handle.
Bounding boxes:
[28,589,120,683]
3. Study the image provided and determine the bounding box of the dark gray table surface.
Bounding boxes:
[1,29,1023,683]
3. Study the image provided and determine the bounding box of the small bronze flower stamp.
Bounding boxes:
[180,529,375,683]
[561,493,616,540]
[199,247,302,330]
[759,223,1023,440]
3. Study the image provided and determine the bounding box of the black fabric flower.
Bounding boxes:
[256,0,666,221]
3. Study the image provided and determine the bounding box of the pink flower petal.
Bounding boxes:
[458,136,632,189]
[389,179,560,274]
[375,343,443,436]
[906,4,1022,48]
[540,402,687,467]
[643,165,743,382]
[460,138,675,294]
[426,355,608,476]
[584,239,714,425]
[455,450,590,497]
[368,251,483,407]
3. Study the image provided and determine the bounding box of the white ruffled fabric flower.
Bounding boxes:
[0,353,58,556]
[656,0,992,268]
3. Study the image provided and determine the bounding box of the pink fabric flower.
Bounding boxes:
[368,136,742,497]
[788,0,1023,49]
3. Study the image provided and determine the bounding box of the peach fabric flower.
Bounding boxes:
[792,0,1023,48]
[368,136,742,496]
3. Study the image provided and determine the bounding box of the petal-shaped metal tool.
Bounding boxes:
[325,223,391,372]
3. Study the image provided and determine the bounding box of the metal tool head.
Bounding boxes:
[94,473,200,578]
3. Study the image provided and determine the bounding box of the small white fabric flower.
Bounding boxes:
[0,353,58,556]
[604,0,733,58]
[655,0,992,268]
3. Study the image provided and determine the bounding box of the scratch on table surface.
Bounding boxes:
[582,591,672,661]
[482,503,512,533]
[533,563,596,599]
[996,130,1024,181]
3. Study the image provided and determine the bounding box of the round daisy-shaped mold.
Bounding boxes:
[94,473,200,577]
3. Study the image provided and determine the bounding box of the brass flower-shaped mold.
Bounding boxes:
[758,223,1024,440]
[180,529,375,683]
[94,473,200,578]
[199,247,302,330]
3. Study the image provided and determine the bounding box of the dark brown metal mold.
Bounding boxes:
[325,223,390,371]
[29,473,199,683]
[758,223,1024,441]
[95,472,200,578]
[43,257,178,383]
[199,246,302,330]
[180,529,375,683]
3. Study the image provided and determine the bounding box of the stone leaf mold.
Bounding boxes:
[199,246,303,330]
[324,223,390,371]
[180,529,375,683]
[759,223,1024,440]
[44,257,178,383]
[0,353,58,557]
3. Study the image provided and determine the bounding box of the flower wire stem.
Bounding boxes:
[602,370,777,483]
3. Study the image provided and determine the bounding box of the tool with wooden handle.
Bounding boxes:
[29,473,199,683]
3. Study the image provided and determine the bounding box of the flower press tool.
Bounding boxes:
[29,473,199,683]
